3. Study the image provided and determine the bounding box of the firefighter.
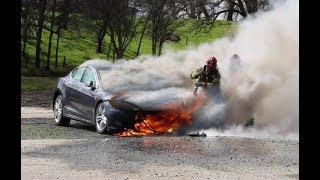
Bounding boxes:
[229,54,242,73]
[190,56,224,103]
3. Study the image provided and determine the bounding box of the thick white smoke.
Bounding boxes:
[82,0,298,137]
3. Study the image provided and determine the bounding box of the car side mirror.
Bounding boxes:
[85,81,96,90]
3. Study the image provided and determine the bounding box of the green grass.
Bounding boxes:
[167,20,236,49]
[21,76,58,91]
[21,19,237,77]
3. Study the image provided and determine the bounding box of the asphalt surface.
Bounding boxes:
[21,91,299,179]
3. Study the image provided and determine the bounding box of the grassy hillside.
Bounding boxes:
[21,19,237,76]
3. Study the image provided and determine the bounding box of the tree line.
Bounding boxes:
[21,0,270,70]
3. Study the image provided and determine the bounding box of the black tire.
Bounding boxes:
[94,102,109,134]
[53,95,70,126]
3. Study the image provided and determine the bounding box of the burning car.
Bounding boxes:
[53,62,205,136]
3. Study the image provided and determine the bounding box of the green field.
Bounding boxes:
[21,76,58,91]
[21,19,237,76]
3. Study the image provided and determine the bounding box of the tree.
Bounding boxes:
[43,0,78,69]
[35,0,47,68]
[21,0,32,58]
[54,0,73,68]
[145,0,183,56]
[196,0,210,20]
[106,0,143,59]
[191,0,270,36]
[215,0,270,20]
[244,0,258,14]
[46,0,57,71]
[226,0,236,21]
[182,0,197,19]
[136,16,150,57]
[81,0,112,53]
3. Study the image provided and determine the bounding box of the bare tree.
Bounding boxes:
[35,0,47,68]
[97,20,108,53]
[136,16,150,57]
[21,0,32,58]
[257,0,270,11]
[106,0,142,59]
[54,0,73,68]
[81,0,112,53]
[196,0,210,19]
[215,0,270,20]
[226,0,235,20]
[191,0,271,36]
[183,0,197,19]
[244,0,258,14]
[45,0,57,71]
[144,0,183,56]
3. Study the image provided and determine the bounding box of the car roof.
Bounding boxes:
[79,63,119,70]
[89,64,114,70]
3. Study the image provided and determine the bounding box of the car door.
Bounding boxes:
[77,66,99,121]
[64,66,87,119]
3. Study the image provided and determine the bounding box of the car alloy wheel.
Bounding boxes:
[53,95,70,126]
[54,97,63,123]
[95,103,108,133]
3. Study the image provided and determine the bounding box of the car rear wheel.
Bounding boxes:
[53,95,70,126]
[95,103,109,134]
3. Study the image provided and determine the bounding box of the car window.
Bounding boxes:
[71,67,86,82]
[81,67,96,86]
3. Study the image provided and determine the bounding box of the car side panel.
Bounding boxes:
[58,77,72,115]
[55,77,73,115]
[74,85,98,121]
[64,79,88,119]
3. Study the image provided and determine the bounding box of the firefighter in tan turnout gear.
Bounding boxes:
[190,56,224,103]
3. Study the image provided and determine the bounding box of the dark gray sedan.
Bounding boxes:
[53,63,186,134]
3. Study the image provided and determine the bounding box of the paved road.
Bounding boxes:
[21,106,299,180]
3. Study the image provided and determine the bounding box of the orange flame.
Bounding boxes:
[115,93,206,137]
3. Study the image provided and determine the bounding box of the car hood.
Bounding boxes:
[109,89,188,111]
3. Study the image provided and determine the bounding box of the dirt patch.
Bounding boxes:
[21,90,53,108]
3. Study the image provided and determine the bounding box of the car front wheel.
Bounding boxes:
[95,102,109,134]
[53,95,70,126]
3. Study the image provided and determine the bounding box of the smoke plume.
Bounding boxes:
[82,0,298,136]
